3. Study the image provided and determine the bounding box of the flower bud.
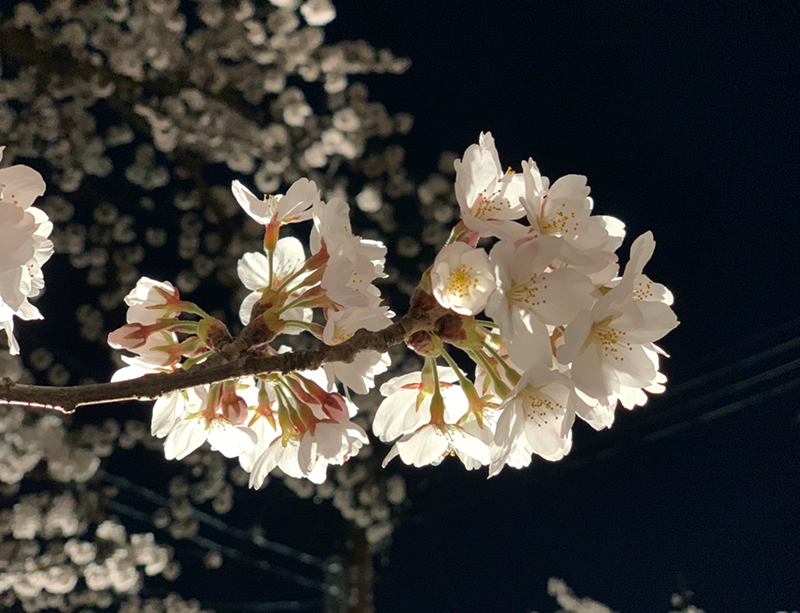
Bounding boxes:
[406,330,443,357]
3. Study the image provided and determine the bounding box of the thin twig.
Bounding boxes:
[0,298,445,414]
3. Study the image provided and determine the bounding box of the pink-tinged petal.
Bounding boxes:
[619,301,679,344]
[507,312,551,371]
[570,342,618,403]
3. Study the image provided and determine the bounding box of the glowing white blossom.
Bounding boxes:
[485,237,593,369]
[453,132,526,239]
[431,242,494,315]
[558,232,679,405]
[232,178,320,226]
[0,148,53,355]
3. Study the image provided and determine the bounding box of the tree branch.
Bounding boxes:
[0,295,445,414]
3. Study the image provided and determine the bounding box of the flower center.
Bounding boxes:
[522,390,562,427]
[445,265,479,298]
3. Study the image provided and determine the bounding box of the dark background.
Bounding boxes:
[323,2,800,611]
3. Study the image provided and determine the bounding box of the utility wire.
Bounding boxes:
[102,472,333,571]
[204,600,321,612]
[105,498,340,597]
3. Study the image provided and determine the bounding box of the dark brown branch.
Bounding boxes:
[0,298,446,414]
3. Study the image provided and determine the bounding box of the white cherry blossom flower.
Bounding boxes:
[123,277,180,325]
[519,159,625,251]
[431,242,494,315]
[454,132,526,239]
[309,196,352,255]
[373,367,467,443]
[0,149,52,354]
[249,436,328,487]
[150,387,206,438]
[163,384,257,461]
[486,237,594,370]
[298,420,369,471]
[165,418,257,461]
[382,423,489,468]
[322,306,393,394]
[322,236,387,308]
[558,232,679,404]
[237,236,311,328]
[231,177,320,226]
[490,369,581,477]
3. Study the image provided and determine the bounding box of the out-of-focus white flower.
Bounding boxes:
[300,0,336,26]
[431,242,494,315]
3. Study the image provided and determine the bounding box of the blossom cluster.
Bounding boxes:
[381,132,678,475]
[0,148,53,355]
[105,132,677,482]
[108,177,392,486]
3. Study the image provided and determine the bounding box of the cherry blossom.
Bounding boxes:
[453,132,526,239]
[490,369,581,477]
[122,277,182,325]
[373,367,467,443]
[236,236,311,328]
[232,178,320,227]
[431,242,495,316]
[0,148,53,355]
[322,306,393,394]
[486,237,594,370]
[558,232,679,405]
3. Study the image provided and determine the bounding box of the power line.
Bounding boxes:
[105,498,340,597]
[205,601,321,612]
[102,472,333,571]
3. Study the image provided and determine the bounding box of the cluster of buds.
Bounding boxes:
[107,132,678,482]
[108,174,390,485]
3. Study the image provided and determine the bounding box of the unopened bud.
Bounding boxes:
[406,331,443,357]
[198,318,233,351]
[409,290,438,313]
[433,314,466,344]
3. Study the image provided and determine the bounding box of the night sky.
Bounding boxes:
[6,2,798,612]
[325,2,800,611]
